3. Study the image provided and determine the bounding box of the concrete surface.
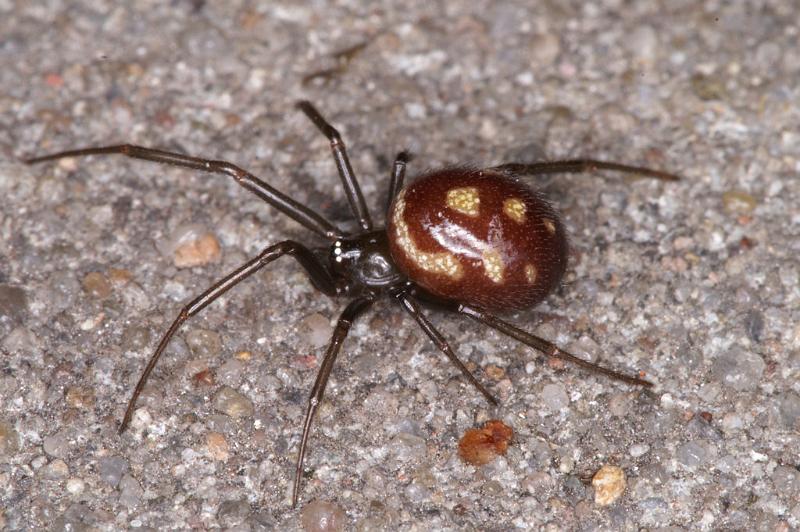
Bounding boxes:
[1,1,798,530]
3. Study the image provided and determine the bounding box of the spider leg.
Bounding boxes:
[385,151,410,214]
[489,159,680,181]
[296,100,373,232]
[293,296,374,507]
[395,293,498,406]
[25,144,345,240]
[120,240,338,433]
[457,304,653,387]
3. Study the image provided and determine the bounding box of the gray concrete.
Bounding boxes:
[1,1,798,530]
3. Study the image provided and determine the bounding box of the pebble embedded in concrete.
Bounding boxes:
[185,328,223,359]
[676,441,707,469]
[0,284,28,332]
[216,358,246,386]
[43,430,72,459]
[206,431,230,461]
[162,224,222,268]
[97,456,129,488]
[66,478,85,495]
[301,499,346,532]
[65,386,95,409]
[541,383,569,411]
[81,271,112,299]
[710,347,765,391]
[0,420,19,456]
[389,432,427,465]
[118,474,143,507]
[592,465,627,506]
[300,313,333,349]
[213,386,254,418]
[217,499,252,528]
[778,392,800,428]
[43,459,69,479]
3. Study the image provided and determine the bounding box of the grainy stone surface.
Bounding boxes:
[2,1,798,530]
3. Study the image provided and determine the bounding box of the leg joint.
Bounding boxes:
[215,160,245,181]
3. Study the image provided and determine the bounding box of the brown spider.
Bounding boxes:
[25,100,678,506]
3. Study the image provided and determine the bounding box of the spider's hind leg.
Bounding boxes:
[293,296,374,507]
[490,159,680,182]
[396,292,498,405]
[458,304,653,387]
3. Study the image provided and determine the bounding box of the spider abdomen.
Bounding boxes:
[387,168,568,311]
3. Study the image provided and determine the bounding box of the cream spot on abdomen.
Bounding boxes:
[446,187,480,217]
[502,197,526,224]
[393,190,463,279]
[482,249,505,284]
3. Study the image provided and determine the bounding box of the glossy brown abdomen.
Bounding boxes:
[387,168,568,311]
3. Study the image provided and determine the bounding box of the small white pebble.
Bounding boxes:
[405,102,427,119]
[515,71,534,85]
[542,383,569,411]
[66,478,85,495]
[558,455,574,474]
[629,444,650,458]
[79,312,105,331]
[31,455,48,470]
[300,313,333,349]
[751,450,768,462]
[44,459,70,479]
[130,408,152,430]
[58,157,78,171]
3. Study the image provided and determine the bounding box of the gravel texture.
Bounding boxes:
[2,1,799,530]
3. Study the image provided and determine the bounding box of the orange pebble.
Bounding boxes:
[458,419,513,466]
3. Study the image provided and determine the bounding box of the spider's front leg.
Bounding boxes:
[296,100,373,232]
[25,144,345,240]
[119,240,338,432]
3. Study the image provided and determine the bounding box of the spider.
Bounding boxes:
[25,101,679,506]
